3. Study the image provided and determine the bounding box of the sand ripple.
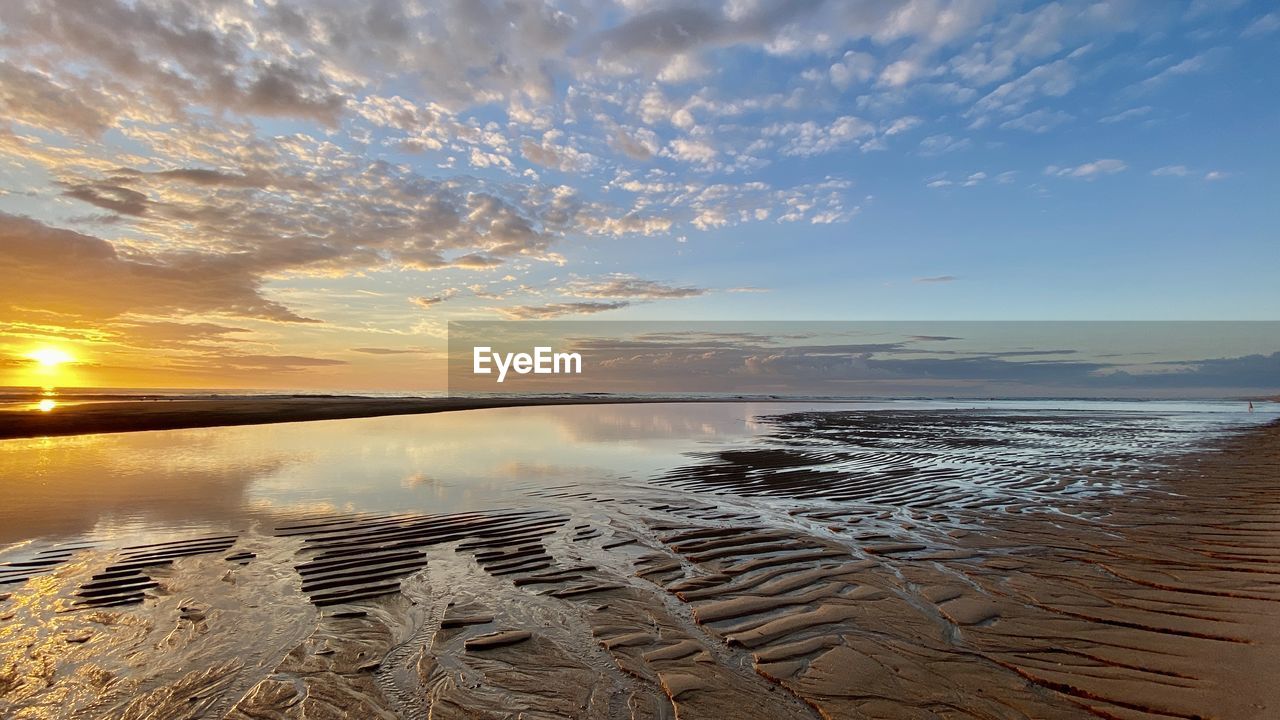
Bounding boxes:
[1,411,1277,719]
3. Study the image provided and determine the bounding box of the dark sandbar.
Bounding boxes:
[0,395,732,439]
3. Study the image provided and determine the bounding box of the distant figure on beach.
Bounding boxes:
[1248,401,1254,412]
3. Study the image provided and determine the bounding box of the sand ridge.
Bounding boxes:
[1,410,1277,718]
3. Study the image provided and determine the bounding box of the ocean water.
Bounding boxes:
[0,399,1273,554]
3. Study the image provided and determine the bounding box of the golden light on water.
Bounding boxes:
[37,399,57,412]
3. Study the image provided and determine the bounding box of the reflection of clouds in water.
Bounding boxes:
[0,403,849,548]
[0,431,298,544]
[493,461,602,480]
[401,471,440,490]
[243,498,340,519]
[542,403,771,443]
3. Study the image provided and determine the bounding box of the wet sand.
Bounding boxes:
[1,410,1278,719]
[0,395,721,439]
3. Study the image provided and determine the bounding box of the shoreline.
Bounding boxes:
[0,394,1270,441]
[1,411,1275,718]
[0,396,779,440]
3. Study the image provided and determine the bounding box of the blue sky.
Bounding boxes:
[0,0,1276,388]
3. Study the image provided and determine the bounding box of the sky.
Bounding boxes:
[0,0,1277,391]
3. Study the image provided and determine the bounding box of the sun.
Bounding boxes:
[26,347,75,367]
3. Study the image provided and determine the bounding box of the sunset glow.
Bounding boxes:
[0,0,1274,393]
[26,348,74,368]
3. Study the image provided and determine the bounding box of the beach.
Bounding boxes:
[1,403,1277,719]
[4,0,1275,716]
[0,395,724,440]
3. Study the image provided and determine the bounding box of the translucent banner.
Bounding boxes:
[446,321,1280,399]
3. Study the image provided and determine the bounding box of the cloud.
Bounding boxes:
[1140,49,1224,90]
[1098,352,1280,390]
[565,275,706,299]
[0,61,117,136]
[498,301,630,319]
[1152,166,1229,181]
[915,275,958,283]
[1243,12,1280,37]
[350,347,425,355]
[450,253,507,269]
[882,116,923,136]
[214,354,348,372]
[969,59,1076,126]
[0,213,314,324]
[1099,106,1152,124]
[657,53,708,84]
[515,330,1280,396]
[1045,159,1127,179]
[111,321,251,350]
[60,182,151,216]
[830,51,876,89]
[0,1,349,124]
[37,132,664,283]
[665,138,719,165]
[410,290,459,309]
[999,108,1073,133]
[521,132,595,172]
[766,116,877,157]
[878,58,925,87]
[918,134,970,156]
[117,167,276,189]
[609,126,661,160]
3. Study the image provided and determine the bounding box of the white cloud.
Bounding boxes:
[608,125,661,160]
[830,51,876,89]
[521,132,596,173]
[665,138,719,165]
[658,54,709,83]
[1243,13,1280,37]
[1140,50,1223,90]
[766,116,876,156]
[498,301,630,319]
[999,108,1073,133]
[410,290,459,309]
[565,274,705,299]
[1099,106,1153,124]
[878,58,925,88]
[883,116,923,136]
[1045,158,1127,179]
[918,134,971,156]
[1151,166,1227,182]
[969,58,1076,126]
